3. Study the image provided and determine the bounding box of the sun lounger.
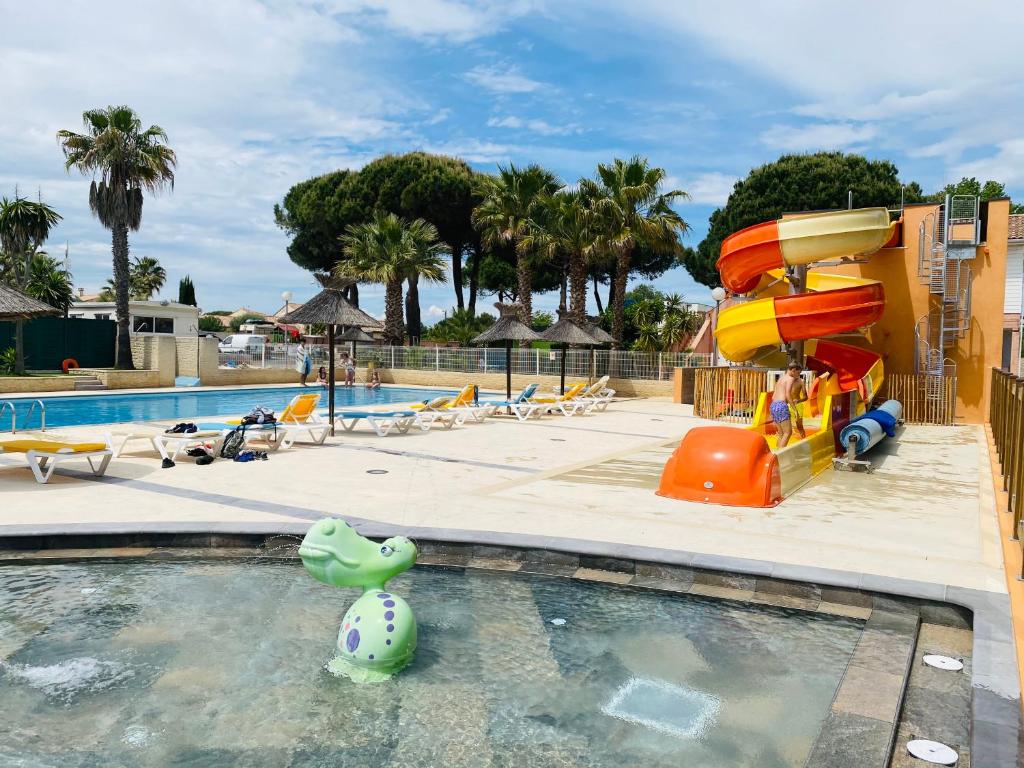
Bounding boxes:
[572,375,616,413]
[528,382,590,416]
[223,393,330,448]
[0,438,113,484]
[413,386,490,423]
[328,409,425,437]
[477,383,549,421]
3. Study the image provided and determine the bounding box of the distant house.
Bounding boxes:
[1005,214,1024,373]
[69,299,200,336]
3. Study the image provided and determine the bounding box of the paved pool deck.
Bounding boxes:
[0,396,1006,594]
[1,393,1020,765]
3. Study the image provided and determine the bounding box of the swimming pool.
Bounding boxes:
[0,560,861,766]
[0,385,455,431]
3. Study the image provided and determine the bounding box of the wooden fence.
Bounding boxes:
[881,373,957,425]
[693,367,768,423]
[989,367,1024,570]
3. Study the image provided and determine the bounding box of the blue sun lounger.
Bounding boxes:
[477,383,547,421]
[319,408,459,437]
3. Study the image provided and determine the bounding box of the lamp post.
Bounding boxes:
[710,287,726,367]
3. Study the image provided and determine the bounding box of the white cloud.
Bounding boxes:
[677,172,738,206]
[426,305,446,318]
[464,65,545,93]
[954,138,1024,187]
[759,123,877,152]
[487,115,578,135]
[324,0,542,43]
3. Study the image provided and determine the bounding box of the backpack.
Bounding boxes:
[241,406,276,425]
[220,426,246,459]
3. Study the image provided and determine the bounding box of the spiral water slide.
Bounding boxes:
[658,208,897,507]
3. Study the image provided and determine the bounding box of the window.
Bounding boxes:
[93,313,111,320]
[133,316,176,334]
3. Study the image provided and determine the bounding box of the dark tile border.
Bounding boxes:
[0,523,1017,767]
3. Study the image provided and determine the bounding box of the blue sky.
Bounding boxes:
[2,1,1022,322]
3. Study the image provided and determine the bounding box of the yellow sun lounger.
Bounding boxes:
[412,385,488,422]
[527,382,589,416]
[0,439,113,484]
[224,392,330,447]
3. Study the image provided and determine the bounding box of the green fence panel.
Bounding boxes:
[0,317,116,370]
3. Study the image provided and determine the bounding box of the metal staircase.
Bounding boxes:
[914,194,978,404]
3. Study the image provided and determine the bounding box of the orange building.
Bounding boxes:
[820,198,1015,423]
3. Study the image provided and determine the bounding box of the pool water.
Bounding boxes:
[1,385,454,431]
[0,561,862,767]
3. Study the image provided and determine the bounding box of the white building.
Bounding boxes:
[69,299,200,337]
[1005,214,1024,374]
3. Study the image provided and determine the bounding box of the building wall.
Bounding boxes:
[1004,243,1024,313]
[823,200,1010,422]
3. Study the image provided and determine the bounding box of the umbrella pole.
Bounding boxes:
[328,324,336,436]
[560,343,567,394]
[506,340,512,414]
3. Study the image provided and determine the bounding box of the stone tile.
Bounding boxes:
[517,562,579,578]
[870,594,922,616]
[866,610,918,636]
[471,544,525,561]
[819,586,873,609]
[918,623,973,657]
[415,552,469,567]
[465,557,522,572]
[804,711,892,768]
[754,576,821,601]
[628,576,693,594]
[899,683,971,746]
[816,602,872,620]
[918,601,972,630]
[571,567,633,585]
[832,665,904,723]
[749,593,820,612]
[889,722,969,768]
[973,689,1021,728]
[849,629,915,675]
[687,583,755,602]
[519,549,579,567]
[971,719,1019,768]
[692,569,756,591]
[577,555,634,574]
[633,561,695,584]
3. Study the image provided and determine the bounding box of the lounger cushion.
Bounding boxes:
[0,440,108,454]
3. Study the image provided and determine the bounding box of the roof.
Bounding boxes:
[1009,214,1024,241]
[540,317,599,345]
[279,288,380,328]
[0,283,60,321]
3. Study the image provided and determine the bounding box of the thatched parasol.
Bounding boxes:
[539,314,599,394]
[336,325,374,371]
[0,283,60,321]
[280,286,379,433]
[472,303,540,402]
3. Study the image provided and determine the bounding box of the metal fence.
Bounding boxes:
[882,373,957,425]
[990,369,1024,555]
[218,343,711,381]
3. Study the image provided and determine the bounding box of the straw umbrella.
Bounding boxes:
[539,314,599,394]
[336,325,374,363]
[0,283,60,320]
[581,320,612,383]
[471,303,540,402]
[280,287,378,434]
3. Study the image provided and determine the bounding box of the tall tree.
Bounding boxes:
[403,220,450,343]
[58,106,177,369]
[0,194,62,373]
[472,164,561,325]
[687,152,909,288]
[178,274,197,306]
[583,156,689,349]
[339,213,446,345]
[129,256,166,299]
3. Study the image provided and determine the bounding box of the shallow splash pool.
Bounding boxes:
[0,561,862,767]
[1,385,455,431]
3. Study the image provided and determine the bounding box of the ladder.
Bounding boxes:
[914,195,978,416]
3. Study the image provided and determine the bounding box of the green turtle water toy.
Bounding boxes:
[298,518,417,683]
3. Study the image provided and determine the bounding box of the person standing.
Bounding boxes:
[343,352,356,387]
[295,339,311,386]
[770,362,802,449]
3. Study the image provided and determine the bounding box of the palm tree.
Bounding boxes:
[339,213,446,345]
[582,157,689,349]
[472,164,560,325]
[58,106,177,370]
[27,253,75,314]
[0,194,62,374]
[129,256,166,299]
[402,219,449,343]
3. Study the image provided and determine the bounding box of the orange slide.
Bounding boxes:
[658,207,897,507]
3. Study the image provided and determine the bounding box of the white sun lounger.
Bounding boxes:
[0,438,113,484]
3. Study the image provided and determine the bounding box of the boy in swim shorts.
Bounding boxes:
[770,362,803,448]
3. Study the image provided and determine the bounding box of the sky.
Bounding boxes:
[2,1,1023,323]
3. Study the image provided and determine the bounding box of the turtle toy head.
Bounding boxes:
[298,518,416,589]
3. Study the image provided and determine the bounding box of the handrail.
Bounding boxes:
[23,400,46,432]
[0,401,15,433]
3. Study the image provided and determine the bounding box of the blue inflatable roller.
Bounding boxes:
[839,400,903,455]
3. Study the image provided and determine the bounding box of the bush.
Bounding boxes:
[0,347,16,375]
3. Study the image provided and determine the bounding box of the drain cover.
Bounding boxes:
[922,654,963,672]
[603,678,719,740]
[366,469,389,475]
[907,739,958,764]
